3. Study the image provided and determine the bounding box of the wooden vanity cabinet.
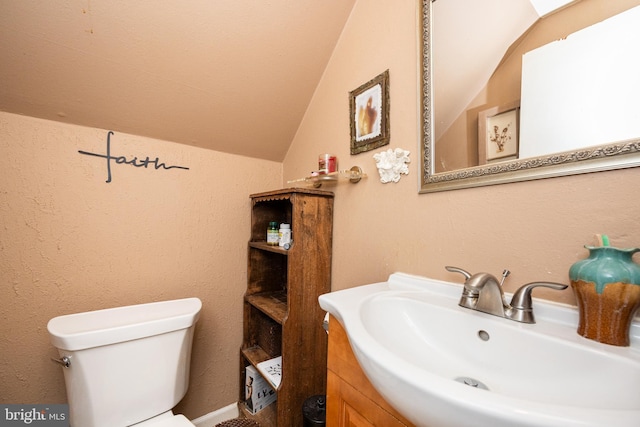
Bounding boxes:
[327,315,415,427]
[239,188,334,427]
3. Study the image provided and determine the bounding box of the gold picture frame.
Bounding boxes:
[349,70,390,155]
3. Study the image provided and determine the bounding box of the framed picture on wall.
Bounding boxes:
[478,101,520,163]
[349,70,390,155]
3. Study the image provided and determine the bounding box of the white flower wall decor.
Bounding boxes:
[373,148,410,183]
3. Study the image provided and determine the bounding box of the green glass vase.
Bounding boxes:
[569,246,640,346]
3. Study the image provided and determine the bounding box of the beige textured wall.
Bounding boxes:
[0,112,281,418]
[283,0,640,304]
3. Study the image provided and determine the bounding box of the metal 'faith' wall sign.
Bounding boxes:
[78,131,190,183]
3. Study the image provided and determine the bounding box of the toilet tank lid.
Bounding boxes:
[47,297,202,351]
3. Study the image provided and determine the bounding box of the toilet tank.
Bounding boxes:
[47,298,202,427]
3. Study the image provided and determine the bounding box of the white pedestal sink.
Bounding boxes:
[319,273,640,427]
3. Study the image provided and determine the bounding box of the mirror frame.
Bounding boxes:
[419,0,640,193]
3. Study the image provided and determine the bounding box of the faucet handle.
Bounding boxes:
[446,266,478,308]
[509,282,568,323]
[445,266,472,280]
[511,282,568,309]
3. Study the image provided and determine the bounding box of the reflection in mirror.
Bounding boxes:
[420,0,640,193]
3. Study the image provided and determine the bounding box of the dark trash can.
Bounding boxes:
[302,395,326,427]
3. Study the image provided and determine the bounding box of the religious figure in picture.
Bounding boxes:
[357,96,378,137]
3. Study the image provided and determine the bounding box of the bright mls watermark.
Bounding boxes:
[1,405,68,426]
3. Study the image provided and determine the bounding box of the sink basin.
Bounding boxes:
[319,273,640,427]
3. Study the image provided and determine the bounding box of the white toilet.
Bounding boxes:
[47,297,202,427]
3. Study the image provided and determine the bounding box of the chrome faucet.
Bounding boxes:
[445,266,568,323]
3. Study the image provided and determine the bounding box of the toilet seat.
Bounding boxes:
[141,415,195,427]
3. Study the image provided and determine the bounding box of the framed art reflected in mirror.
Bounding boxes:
[478,102,519,165]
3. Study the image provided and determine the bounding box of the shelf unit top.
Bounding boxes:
[250,187,335,201]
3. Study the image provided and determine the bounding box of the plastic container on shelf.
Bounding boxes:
[279,223,291,248]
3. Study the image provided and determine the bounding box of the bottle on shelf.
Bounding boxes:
[278,224,291,248]
[267,221,279,246]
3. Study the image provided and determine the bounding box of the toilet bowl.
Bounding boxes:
[47,297,202,427]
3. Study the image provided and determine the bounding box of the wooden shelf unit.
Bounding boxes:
[240,188,334,426]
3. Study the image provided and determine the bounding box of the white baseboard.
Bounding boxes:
[190,402,239,427]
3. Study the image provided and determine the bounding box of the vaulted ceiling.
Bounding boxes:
[1,1,573,161]
[0,1,356,161]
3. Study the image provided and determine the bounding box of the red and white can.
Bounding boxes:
[318,154,337,174]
